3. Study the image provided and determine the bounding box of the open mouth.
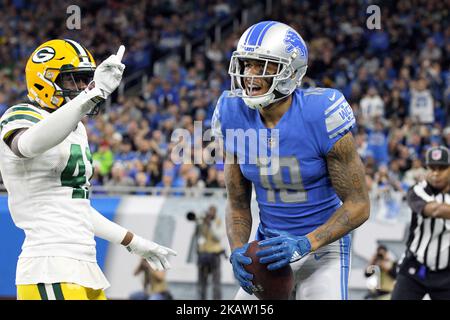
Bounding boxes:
[245,83,264,96]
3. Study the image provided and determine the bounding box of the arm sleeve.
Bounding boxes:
[17,87,104,158]
[90,206,128,244]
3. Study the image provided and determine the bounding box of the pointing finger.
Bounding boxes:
[116,45,125,62]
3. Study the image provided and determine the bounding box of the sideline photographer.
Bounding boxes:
[187,205,225,300]
[364,245,397,300]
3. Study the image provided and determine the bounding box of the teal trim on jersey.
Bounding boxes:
[37,283,48,300]
[0,114,41,131]
[9,106,41,114]
[52,283,65,300]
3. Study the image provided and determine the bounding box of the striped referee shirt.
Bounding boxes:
[406,180,450,271]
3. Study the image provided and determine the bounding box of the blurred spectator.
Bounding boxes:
[364,245,397,300]
[360,87,385,126]
[385,89,407,120]
[92,141,114,179]
[130,258,173,300]
[403,158,427,188]
[367,121,389,166]
[104,162,135,193]
[409,78,434,124]
[372,165,404,220]
[195,205,225,300]
[0,93,8,115]
[420,38,442,62]
[133,172,149,195]
[146,154,163,186]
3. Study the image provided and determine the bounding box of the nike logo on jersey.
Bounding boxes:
[314,251,330,261]
[328,92,336,101]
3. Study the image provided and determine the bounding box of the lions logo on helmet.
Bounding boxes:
[229,21,308,110]
[26,39,96,111]
[284,30,307,57]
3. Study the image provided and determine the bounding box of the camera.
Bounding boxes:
[186,211,206,223]
[186,211,199,221]
[186,210,214,224]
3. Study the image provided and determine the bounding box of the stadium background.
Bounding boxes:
[0,0,448,299]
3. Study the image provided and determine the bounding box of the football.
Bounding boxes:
[244,240,294,300]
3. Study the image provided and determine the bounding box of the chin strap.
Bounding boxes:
[243,89,291,110]
[242,92,275,109]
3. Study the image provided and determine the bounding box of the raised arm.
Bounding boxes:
[4,46,125,158]
[307,132,370,251]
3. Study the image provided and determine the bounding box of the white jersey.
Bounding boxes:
[0,103,97,262]
[410,89,434,124]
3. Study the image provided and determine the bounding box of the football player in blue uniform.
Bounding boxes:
[211,21,370,299]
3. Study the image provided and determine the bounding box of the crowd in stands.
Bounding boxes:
[1,0,449,200]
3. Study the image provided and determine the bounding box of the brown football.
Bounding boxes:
[243,240,294,300]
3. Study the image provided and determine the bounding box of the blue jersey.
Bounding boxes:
[212,88,356,236]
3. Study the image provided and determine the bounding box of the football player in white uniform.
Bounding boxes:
[0,39,177,300]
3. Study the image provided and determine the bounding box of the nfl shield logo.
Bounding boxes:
[432,149,442,160]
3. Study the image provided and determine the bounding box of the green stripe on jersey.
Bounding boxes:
[52,283,65,300]
[37,283,48,300]
[9,106,41,114]
[0,114,41,131]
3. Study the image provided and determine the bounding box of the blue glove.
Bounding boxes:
[230,244,254,295]
[256,228,312,271]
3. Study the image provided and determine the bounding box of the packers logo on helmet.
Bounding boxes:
[25,39,96,111]
[31,47,56,63]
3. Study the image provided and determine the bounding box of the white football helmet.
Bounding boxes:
[229,21,308,109]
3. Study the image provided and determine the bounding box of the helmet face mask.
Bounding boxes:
[26,39,97,113]
[54,68,94,99]
[230,54,294,102]
[228,21,308,110]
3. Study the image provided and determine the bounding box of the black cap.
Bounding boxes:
[425,146,450,166]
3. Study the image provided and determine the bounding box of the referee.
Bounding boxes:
[391,146,450,299]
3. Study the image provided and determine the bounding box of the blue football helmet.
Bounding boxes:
[228,21,308,109]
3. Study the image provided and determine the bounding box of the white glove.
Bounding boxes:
[93,45,126,98]
[126,234,177,271]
